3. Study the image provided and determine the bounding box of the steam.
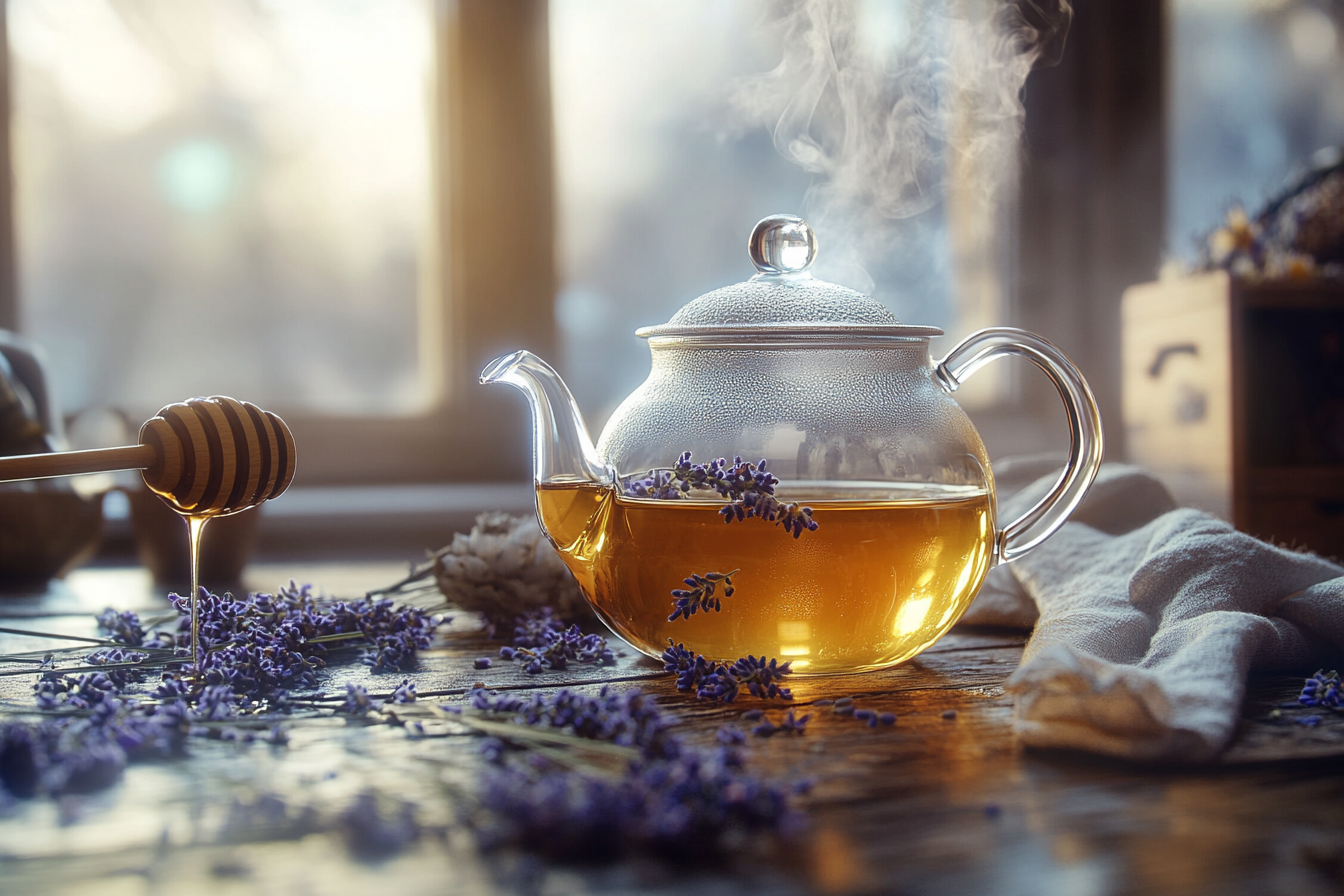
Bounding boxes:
[731,0,1072,304]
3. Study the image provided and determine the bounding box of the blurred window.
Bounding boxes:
[9,0,435,418]
[1169,0,1344,260]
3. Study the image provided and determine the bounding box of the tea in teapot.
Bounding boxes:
[484,215,1102,673]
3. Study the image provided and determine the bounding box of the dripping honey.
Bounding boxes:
[536,480,994,674]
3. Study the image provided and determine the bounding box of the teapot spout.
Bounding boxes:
[481,351,615,486]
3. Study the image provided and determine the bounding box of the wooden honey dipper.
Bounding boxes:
[0,396,296,515]
[0,396,295,675]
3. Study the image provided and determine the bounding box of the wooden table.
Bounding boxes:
[1,562,1343,896]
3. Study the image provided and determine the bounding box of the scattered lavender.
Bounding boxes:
[1,582,445,801]
[1300,670,1342,709]
[851,710,889,729]
[160,582,440,696]
[463,685,804,859]
[717,726,746,745]
[474,657,492,670]
[662,641,719,693]
[668,570,737,621]
[1,676,285,797]
[340,684,381,717]
[466,685,679,760]
[218,790,423,861]
[389,679,418,704]
[510,606,564,647]
[751,710,811,738]
[661,641,794,704]
[624,452,818,537]
[497,608,616,674]
[831,697,896,728]
[338,790,422,860]
[95,608,146,648]
[83,648,150,687]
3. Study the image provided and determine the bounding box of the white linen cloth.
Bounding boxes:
[962,456,1344,762]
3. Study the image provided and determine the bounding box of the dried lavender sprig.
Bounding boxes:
[339,684,382,717]
[464,685,679,760]
[472,743,803,860]
[1300,670,1342,709]
[624,453,819,536]
[2,582,446,802]
[164,582,441,695]
[4,676,290,798]
[497,608,616,674]
[462,684,804,859]
[668,569,737,621]
[752,710,811,737]
[661,640,794,703]
[95,608,146,647]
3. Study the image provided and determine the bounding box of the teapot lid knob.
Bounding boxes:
[748,214,817,274]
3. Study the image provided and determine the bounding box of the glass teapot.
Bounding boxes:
[482,215,1102,673]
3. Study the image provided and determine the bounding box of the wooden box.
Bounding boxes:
[1121,271,1344,558]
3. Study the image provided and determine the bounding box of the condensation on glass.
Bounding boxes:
[9,0,435,418]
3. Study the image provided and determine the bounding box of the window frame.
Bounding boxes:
[0,0,556,487]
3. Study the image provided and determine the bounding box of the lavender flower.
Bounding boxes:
[668,570,737,621]
[752,710,811,737]
[95,608,146,647]
[660,641,794,704]
[496,608,617,673]
[661,640,719,693]
[1300,670,1342,709]
[339,684,381,717]
[338,790,421,861]
[3,583,449,802]
[162,582,439,694]
[621,468,686,500]
[511,606,565,647]
[465,684,803,859]
[82,649,150,689]
[829,697,895,727]
[467,685,680,760]
[624,453,818,536]
[725,655,795,701]
[716,726,746,745]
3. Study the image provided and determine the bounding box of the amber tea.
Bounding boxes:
[537,480,994,673]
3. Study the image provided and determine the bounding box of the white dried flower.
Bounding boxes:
[431,512,593,626]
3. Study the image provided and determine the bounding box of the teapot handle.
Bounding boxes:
[933,328,1104,564]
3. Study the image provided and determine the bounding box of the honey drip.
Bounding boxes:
[537,481,995,674]
[185,514,211,674]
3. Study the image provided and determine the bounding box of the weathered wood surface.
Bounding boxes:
[1,565,1342,896]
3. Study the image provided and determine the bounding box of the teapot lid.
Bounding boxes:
[635,214,943,340]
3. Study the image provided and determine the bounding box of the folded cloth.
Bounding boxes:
[962,456,1344,763]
